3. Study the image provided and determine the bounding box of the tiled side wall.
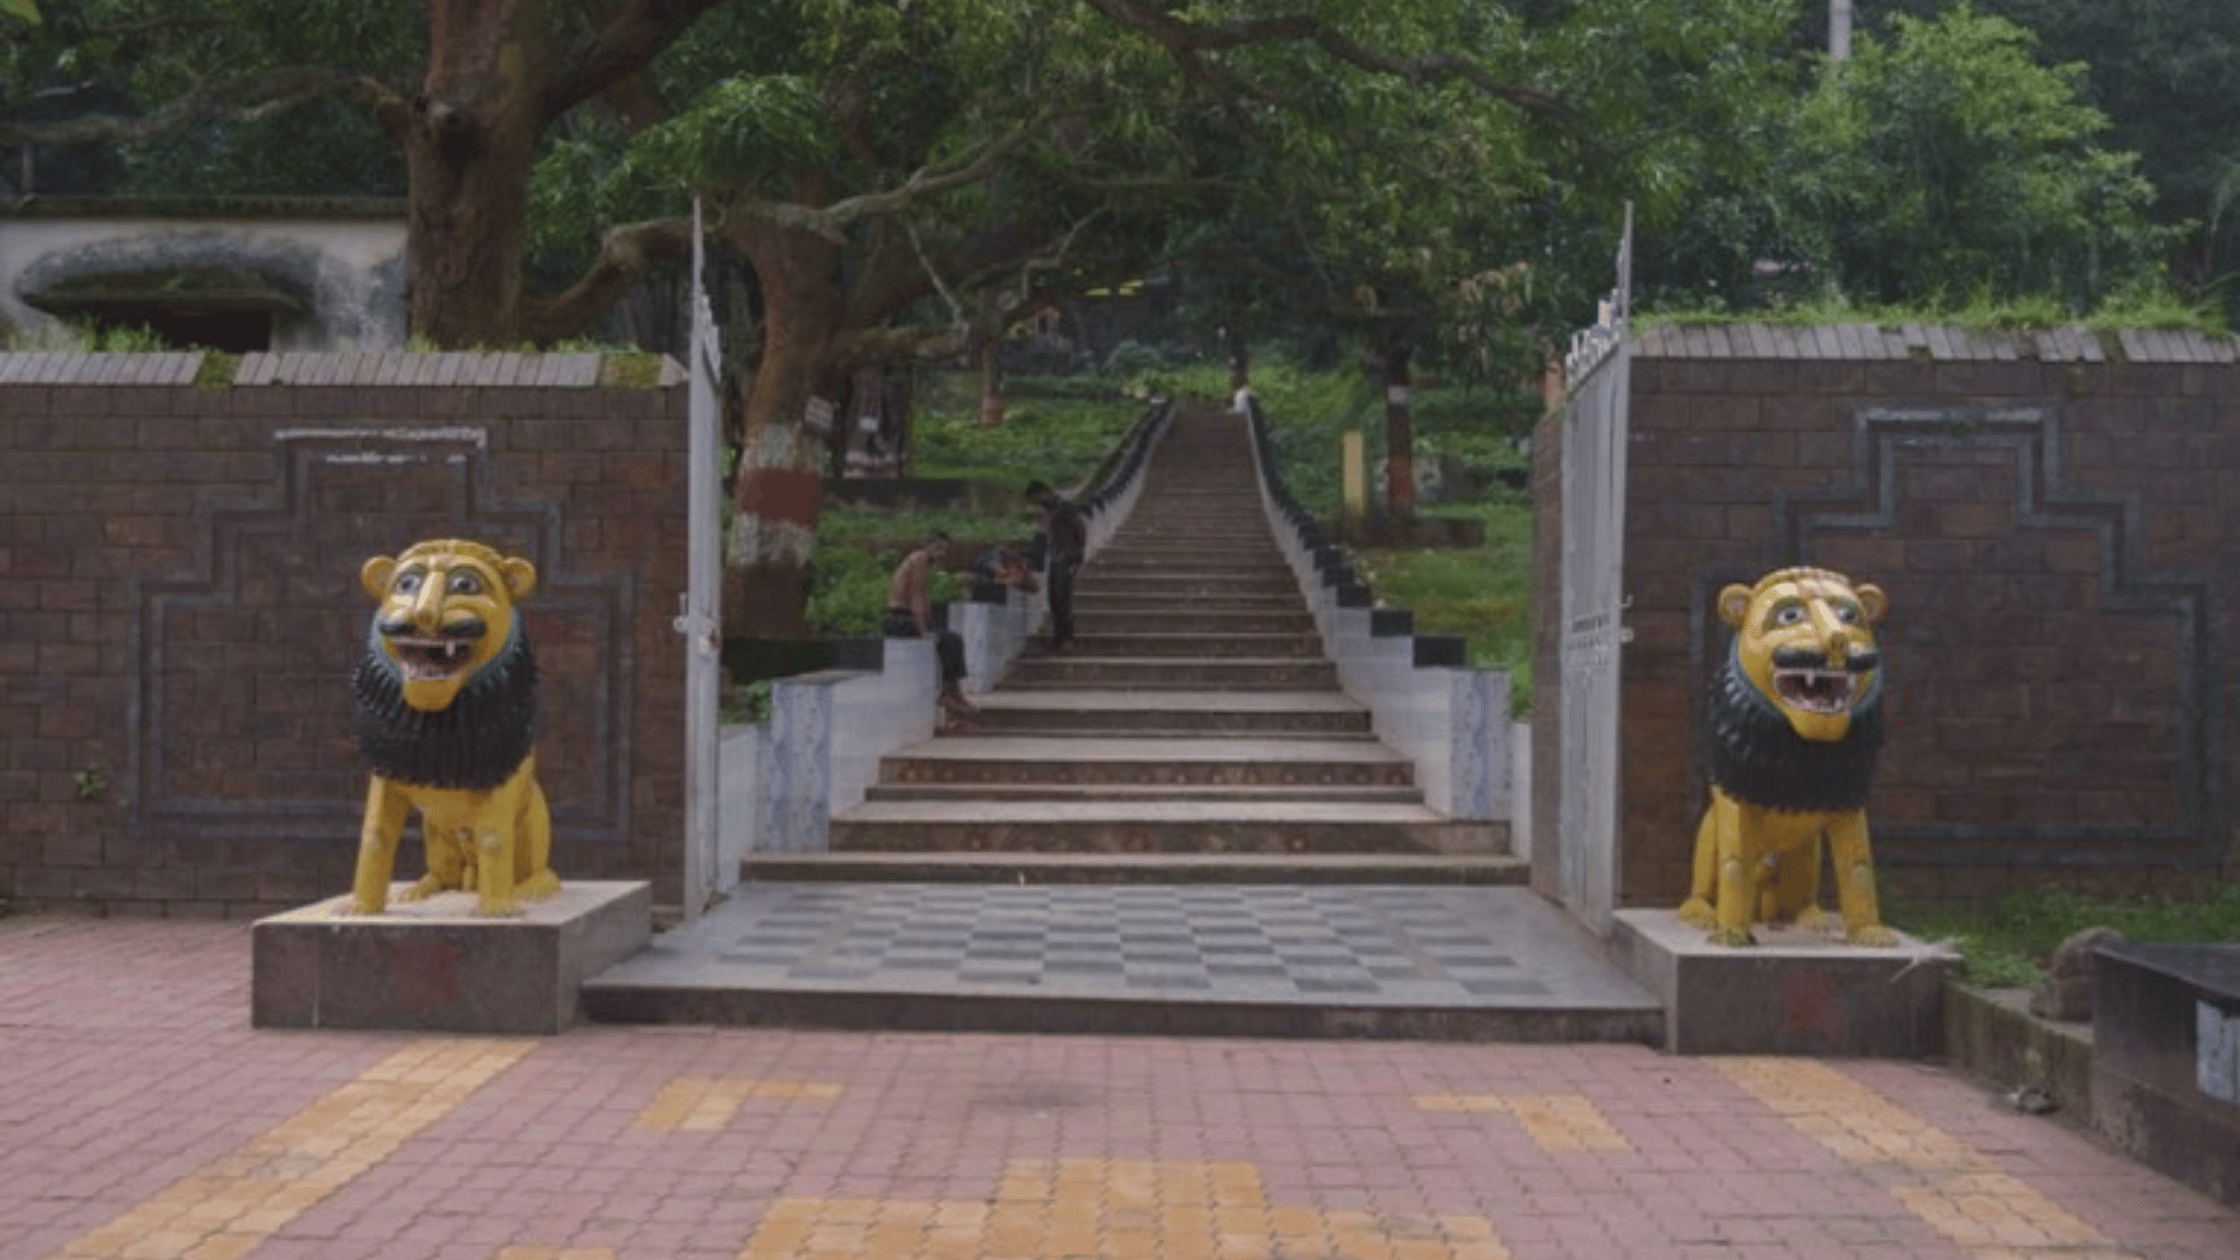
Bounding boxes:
[1596,350,2239,904]
[0,358,689,916]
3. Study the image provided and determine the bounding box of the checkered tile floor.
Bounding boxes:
[606,883,1657,1012]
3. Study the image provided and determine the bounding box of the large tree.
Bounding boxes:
[5,0,1810,610]
[1779,7,2171,309]
[1846,0,2240,319]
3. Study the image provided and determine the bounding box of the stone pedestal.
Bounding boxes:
[252,881,651,1034]
[1612,908,1952,1056]
[2092,943,2240,1208]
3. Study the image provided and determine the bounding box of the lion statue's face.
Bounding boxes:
[1717,567,1887,744]
[360,540,537,712]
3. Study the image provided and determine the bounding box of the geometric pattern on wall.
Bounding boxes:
[131,426,635,845]
[1771,403,2222,866]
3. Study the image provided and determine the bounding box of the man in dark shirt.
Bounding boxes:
[1025,479,1086,651]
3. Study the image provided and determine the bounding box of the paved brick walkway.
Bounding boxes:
[5,915,2236,1260]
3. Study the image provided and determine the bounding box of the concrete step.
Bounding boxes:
[826,800,1508,856]
[1002,656,1338,690]
[961,690,1371,736]
[1064,611,1318,635]
[739,852,1528,884]
[1090,551,1291,570]
[864,781,1424,804]
[876,735,1413,788]
[1024,631,1322,659]
[1075,592,1308,613]
[1080,575,1302,598]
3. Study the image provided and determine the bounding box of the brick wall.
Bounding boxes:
[0,352,690,917]
[1538,324,2240,907]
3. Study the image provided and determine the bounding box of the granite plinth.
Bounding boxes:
[1611,908,1953,1056]
[252,881,651,1034]
[2091,943,2240,1208]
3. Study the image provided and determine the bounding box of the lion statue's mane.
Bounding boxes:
[352,622,539,792]
[1702,639,1885,815]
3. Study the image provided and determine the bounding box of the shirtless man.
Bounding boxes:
[884,532,975,732]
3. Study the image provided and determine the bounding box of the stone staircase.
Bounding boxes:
[583,401,1659,1042]
[749,402,1522,883]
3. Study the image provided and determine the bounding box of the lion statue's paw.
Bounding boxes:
[1675,898,1716,929]
[398,875,451,903]
[1846,924,1900,948]
[1707,926,1757,948]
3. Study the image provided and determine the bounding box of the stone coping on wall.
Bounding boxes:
[0,349,682,387]
[1635,321,2240,364]
[1,195,408,220]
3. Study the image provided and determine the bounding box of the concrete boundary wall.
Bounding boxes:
[1533,322,2240,907]
[0,352,689,916]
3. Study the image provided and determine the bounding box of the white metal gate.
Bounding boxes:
[1554,208,1633,935]
[675,201,724,920]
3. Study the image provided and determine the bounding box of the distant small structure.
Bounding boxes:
[0,196,406,351]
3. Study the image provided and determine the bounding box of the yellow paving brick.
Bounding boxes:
[633,1077,843,1131]
[719,1156,1515,1260]
[1715,1059,2144,1260]
[43,1039,533,1260]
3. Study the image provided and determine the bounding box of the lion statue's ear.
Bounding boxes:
[361,555,398,601]
[1855,583,1888,624]
[499,556,537,601]
[1717,583,1755,630]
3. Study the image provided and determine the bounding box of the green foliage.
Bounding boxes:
[909,396,1137,487]
[1641,285,2229,336]
[1100,340,1168,380]
[720,679,774,727]
[804,542,897,637]
[13,320,169,351]
[1780,7,2176,312]
[1892,883,2240,988]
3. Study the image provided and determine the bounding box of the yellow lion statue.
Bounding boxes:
[347,539,560,917]
[1676,566,1899,947]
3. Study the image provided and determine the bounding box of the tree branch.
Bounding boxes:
[522,215,697,344]
[1079,0,1574,123]
[541,0,731,128]
[718,115,1047,242]
[0,67,401,146]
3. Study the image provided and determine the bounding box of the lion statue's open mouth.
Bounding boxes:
[386,631,485,683]
[1772,660,1870,714]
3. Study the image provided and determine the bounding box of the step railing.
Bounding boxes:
[731,398,1175,859]
[1241,396,1519,830]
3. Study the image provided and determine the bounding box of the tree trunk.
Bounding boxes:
[1381,341,1415,521]
[724,222,844,637]
[405,0,550,348]
[977,337,1006,428]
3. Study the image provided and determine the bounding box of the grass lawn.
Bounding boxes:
[1890,883,2240,987]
